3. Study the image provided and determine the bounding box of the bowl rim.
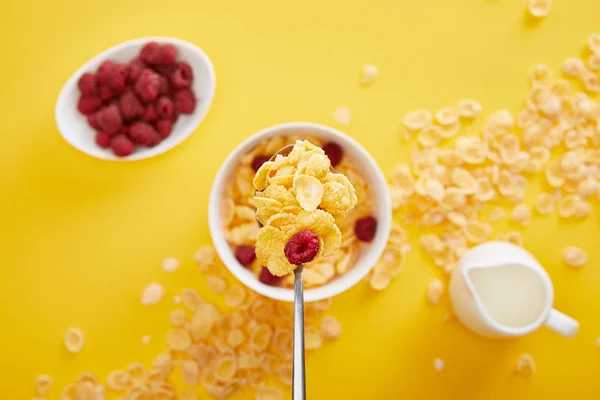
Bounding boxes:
[208,122,392,302]
[54,36,216,162]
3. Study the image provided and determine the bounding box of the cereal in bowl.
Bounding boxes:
[253,140,357,277]
[224,136,378,288]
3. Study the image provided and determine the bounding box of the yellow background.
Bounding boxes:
[1,0,600,398]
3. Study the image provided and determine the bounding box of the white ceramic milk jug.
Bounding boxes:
[449,241,579,338]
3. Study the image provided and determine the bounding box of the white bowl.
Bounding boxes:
[55,37,216,161]
[208,122,392,302]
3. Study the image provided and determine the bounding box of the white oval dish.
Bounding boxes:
[208,122,392,302]
[55,37,216,161]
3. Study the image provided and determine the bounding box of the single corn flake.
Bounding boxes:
[562,246,587,268]
[535,193,555,215]
[320,315,342,340]
[333,106,351,125]
[587,54,600,71]
[558,194,580,218]
[181,360,199,385]
[588,34,600,53]
[435,107,459,126]
[106,370,129,391]
[257,387,284,400]
[141,335,151,344]
[370,270,392,290]
[403,110,433,130]
[141,282,164,306]
[465,220,491,244]
[294,174,324,211]
[562,58,585,77]
[161,257,179,272]
[224,285,247,307]
[64,327,84,353]
[360,64,379,85]
[433,358,445,371]
[426,279,444,305]
[488,206,506,223]
[417,125,443,147]
[166,328,192,351]
[207,275,227,294]
[305,327,324,350]
[510,204,532,226]
[169,309,186,327]
[35,374,53,395]
[515,353,536,376]
[194,245,216,266]
[458,99,482,118]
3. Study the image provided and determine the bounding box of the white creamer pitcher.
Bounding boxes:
[449,241,579,338]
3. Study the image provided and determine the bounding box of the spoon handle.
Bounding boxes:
[293,266,306,400]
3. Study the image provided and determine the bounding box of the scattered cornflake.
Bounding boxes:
[333,106,351,125]
[458,99,482,119]
[528,0,551,17]
[166,328,192,351]
[320,315,342,340]
[34,374,53,395]
[588,34,600,53]
[515,353,536,376]
[257,386,284,400]
[435,107,459,126]
[194,245,216,271]
[207,275,227,294]
[141,282,164,306]
[488,206,506,223]
[426,279,444,306]
[510,204,532,226]
[443,313,457,324]
[535,193,555,215]
[403,110,433,130]
[595,337,600,347]
[106,369,129,391]
[433,358,445,371]
[360,64,379,85]
[141,335,151,344]
[562,58,585,77]
[162,257,180,272]
[562,246,587,268]
[64,328,84,354]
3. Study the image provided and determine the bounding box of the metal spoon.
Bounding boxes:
[254,144,306,400]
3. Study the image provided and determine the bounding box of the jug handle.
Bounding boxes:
[545,309,579,337]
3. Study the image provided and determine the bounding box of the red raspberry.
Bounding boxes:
[156,96,174,118]
[96,60,115,86]
[354,216,377,242]
[119,126,129,135]
[95,131,111,148]
[77,94,102,115]
[158,76,170,95]
[284,230,320,265]
[322,142,344,167]
[95,104,123,135]
[128,58,146,84]
[135,69,161,103]
[78,73,97,95]
[119,90,144,120]
[98,85,115,102]
[170,62,193,89]
[151,44,177,64]
[110,134,135,157]
[141,103,158,122]
[140,42,159,64]
[87,114,99,129]
[259,267,284,286]
[105,63,129,93]
[129,121,161,147]
[251,155,271,172]
[174,89,196,114]
[153,63,177,77]
[155,119,173,139]
[234,246,256,267]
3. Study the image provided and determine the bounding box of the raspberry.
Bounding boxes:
[135,69,161,103]
[95,131,111,148]
[322,142,344,167]
[141,103,158,122]
[87,114,99,129]
[234,246,256,267]
[153,63,177,77]
[174,89,196,114]
[251,155,271,172]
[95,104,123,135]
[354,216,377,242]
[151,44,177,64]
[96,60,115,86]
[119,90,144,120]
[110,134,135,157]
[259,267,284,286]
[284,230,320,265]
[105,63,129,93]
[119,126,129,135]
[155,119,173,139]
[158,76,170,95]
[156,96,174,118]
[129,121,161,147]
[77,95,102,115]
[78,73,97,95]
[170,62,193,89]
[128,58,145,84]
[140,42,159,64]
[98,85,115,102]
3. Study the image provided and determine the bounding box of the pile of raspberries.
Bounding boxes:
[76,42,197,157]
